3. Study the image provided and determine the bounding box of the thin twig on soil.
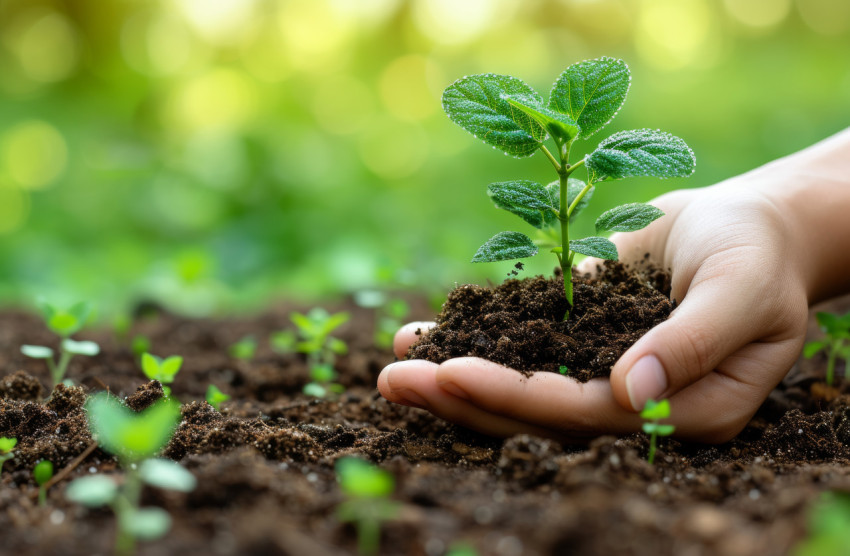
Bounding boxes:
[29,440,99,501]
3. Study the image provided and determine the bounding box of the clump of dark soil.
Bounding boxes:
[407,261,673,380]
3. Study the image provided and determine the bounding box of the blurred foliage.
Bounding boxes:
[0,0,848,317]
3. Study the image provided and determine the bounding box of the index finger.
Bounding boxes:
[393,321,436,359]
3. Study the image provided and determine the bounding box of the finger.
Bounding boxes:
[393,321,436,359]
[609,273,774,412]
[378,360,576,440]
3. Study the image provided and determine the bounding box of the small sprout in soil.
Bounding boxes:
[229,335,258,360]
[21,301,100,387]
[205,384,230,410]
[355,291,412,350]
[66,392,193,556]
[33,460,53,506]
[131,334,152,357]
[140,352,183,396]
[804,311,850,386]
[559,365,569,375]
[273,308,350,398]
[446,543,479,556]
[335,457,400,556]
[441,57,695,318]
[0,437,17,473]
[640,399,675,464]
[794,491,850,556]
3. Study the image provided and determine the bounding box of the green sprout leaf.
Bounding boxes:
[41,301,92,337]
[120,507,172,540]
[21,345,54,359]
[302,383,327,398]
[62,339,100,356]
[229,336,257,360]
[472,232,538,263]
[205,384,230,410]
[586,129,696,181]
[503,94,580,146]
[804,340,828,359]
[568,237,618,260]
[548,57,630,139]
[66,475,118,507]
[141,353,183,383]
[817,312,850,336]
[34,460,53,486]
[336,457,395,498]
[139,459,197,492]
[310,364,337,383]
[86,393,181,464]
[159,356,183,380]
[442,73,546,158]
[640,398,671,420]
[596,203,665,233]
[0,437,17,453]
[487,180,556,229]
[270,330,296,353]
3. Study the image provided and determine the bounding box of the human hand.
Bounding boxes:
[378,176,814,443]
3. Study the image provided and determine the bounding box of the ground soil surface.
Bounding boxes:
[1,274,849,556]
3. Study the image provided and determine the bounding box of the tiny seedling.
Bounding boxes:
[229,335,258,360]
[794,491,850,556]
[21,301,100,387]
[640,399,675,465]
[140,352,183,396]
[33,460,53,506]
[205,384,230,410]
[66,393,194,556]
[335,457,400,556]
[0,437,17,473]
[804,311,850,386]
[442,57,695,318]
[272,308,349,398]
[131,335,152,357]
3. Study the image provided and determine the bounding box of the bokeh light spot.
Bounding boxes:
[1,121,68,190]
[796,0,850,36]
[723,0,791,28]
[183,131,248,191]
[635,0,712,70]
[312,74,375,135]
[7,10,78,83]
[412,0,497,45]
[278,2,352,69]
[358,120,428,180]
[122,11,199,76]
[379,55,444,122]
[174,0,258,45]
[167,68,258,132]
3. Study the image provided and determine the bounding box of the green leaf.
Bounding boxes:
[442,73,546,158]
[472,232,538,263]
[120,507,171,540]
[586,129,696,181]
[159,356,183,380]
[34,460,53,485]
[655,424,676,436]
[596,203,665,233]
[328,337,348,355]
[86,393,181,464]
[543,179,593,225]
[141,353,161,380]
[66,475,117,507]
[205,384,230,410]
[302,382,327,398]
[270,330,296,353]
[139,459,197,492]
[817,312,848,335]
[548,57,630,138]
[640,398,671,420]
[48,312,79,337]
[569,237,618,260]
[310,364,337,383]
[487,180,555,229]
[503,94,580,145]
[0,437,17,452]
[62,339,100,356]
[290,312,315,337]
[21,345,54,359]
[336,457,394,498]
[320,312,350,337]
[804,340,828,359]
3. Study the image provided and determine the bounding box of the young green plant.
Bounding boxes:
[640,399,675,465]
[0,437,16,473]
[794,491,850,556]
[335,457,400,556]
[804,311,850,386]
[140,353,183,396]
[33,460,53,506]
[442,57,695,318]
[21,301,100,387]
[205,384,230,410]
[65,393,195,556]
[229,335,258,361]
[271,308,349,398]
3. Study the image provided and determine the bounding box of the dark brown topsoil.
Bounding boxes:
[0,286,850,556]
[407,261,674,380]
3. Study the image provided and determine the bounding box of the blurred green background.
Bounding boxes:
[0,0,848,317]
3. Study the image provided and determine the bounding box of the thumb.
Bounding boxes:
[609,278,758,412]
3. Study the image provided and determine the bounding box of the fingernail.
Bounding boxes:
[384,361,428,407]
[394,388,427,407]
[625,355,667,411]
[438,381,470,400]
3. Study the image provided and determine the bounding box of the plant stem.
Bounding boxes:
[647,432,657,464]
[558,162,572,316]
[38,486,47,506]
[114,465,142,556]
[52,349,72,387]
[540,145,561,172]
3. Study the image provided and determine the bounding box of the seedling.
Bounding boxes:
[21,301,100,387]
[804,311,850,386]
[33,460,53,506]
[0,437,16,473]
[140,353,183,396]
[335,457,400,556]
[640,399,675,464]
[794,491,850,556]
[205,384,230,410]
[272,308,349,398]
[131,335,152,357]
[229,335,258,360]
[442,57,695,318]
[376,299,411,350]
[66,393,194,556]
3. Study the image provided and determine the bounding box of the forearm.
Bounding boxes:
[747,128,850,303]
